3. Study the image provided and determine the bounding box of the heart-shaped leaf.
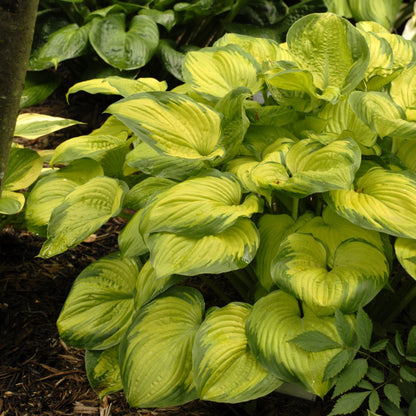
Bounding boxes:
[57,253,140,349]
[119,286,203,407]
[247,290,349,397]
[0,191,25,215]
[85,345,123,399]
[193,302,282,403]
[325,163,416,239]
[108,91,225,162]
[147,218,259,279]
[89,14,159,70]
[39,176,128,258]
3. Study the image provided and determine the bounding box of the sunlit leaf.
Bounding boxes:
[395,237,416,281]
[119,286,203,407]
[57,253,140,349]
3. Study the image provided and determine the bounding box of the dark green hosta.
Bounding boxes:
[21,11,416,411]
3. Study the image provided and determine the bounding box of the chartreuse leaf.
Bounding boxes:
[182,45,263,101]
[67,76,167,99]
[395,139,416,173]
[57,253,140,350]
[118,209,148,258]
[247,290,347,397]
[282,12,370,102]
[213,33,283,65]
[140,171,262,239]
[272,231,389,315]
[318,97,377,149]
[39,176,128,258]
[357,22,416,71]
[14,113,82,140]
[89,14,159,70]
[123,177,176,210]
[134,260,183,311]
[126,141,207,181]
[193,302,282,403]
[29,23,90,70]
[0,191,25,215]
[107,92,225,162]
[255,214,295,291]
[390,66,416,121]
[3,147,42,191]
[348,0,402,30]
[25,159,103,237]
[281,137,361,197]
[119,286,203,407]
[349,91,416,140]
[51,135,126,166]
[395,238,416,281]
[85,345,123,399]
[325,164,416,239]
[147,218,259,279]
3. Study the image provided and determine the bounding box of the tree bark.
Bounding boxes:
[0,0,39,197]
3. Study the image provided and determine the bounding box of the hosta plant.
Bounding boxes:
[23,11,416,412]
[24,0,326,107]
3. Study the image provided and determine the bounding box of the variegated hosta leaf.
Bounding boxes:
[193,302,282,403]
[214,88,251,163]
[357,22,416,71]
[390,66,416,121]
[134,260,183,311]
[298,207,388,264]
[89,116,132,140]
[356,30,394,87]
[119,286,204,407]
[118,209,148,258]
[324,164,416,239]
[0,191,25,215]
[57,253,140,349]
[348,0,402,30]
[147,218,259,279]
[39,176,128,258]
[395,238,416,281]
[14,113,83,140]
[395,139,416,173]
[25,159,104,237]
[246,290,347,397]
[281,137,361,197]
[284,13,369,102]
[108,92,225,162]
[182,45,263,100]
[67,76,167,99]
[140,170,263,239]
[255,214,295,291]
[319,97,377,148]
[349,91,416,140]
[123,177,176,210]
[89,14,159,70]
[50,135,127,166]
[126,141,207,181]
[3,147,42,191]
[85,345,123,399]
[272,232,389,315]
[213,33,285,65]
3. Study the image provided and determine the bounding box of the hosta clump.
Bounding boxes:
[39,11,416,411]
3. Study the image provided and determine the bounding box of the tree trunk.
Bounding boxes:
[0,0,39,198]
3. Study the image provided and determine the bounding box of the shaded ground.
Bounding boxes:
[0,222,328,416]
